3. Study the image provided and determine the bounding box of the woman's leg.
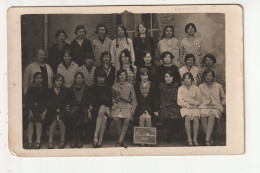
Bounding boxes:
[193,117,199,144]
[205,114,216,142]
[201,117,208,134]
[184,116,192,144]
[145,114,152,127]
[48,121,57,143]
[118,118,131,143]
[113,118,121,138]
[94,106,106,141]
[58,120,66,143]
[27,122,34,143]
[139,114,146,127]
[35,122,42,143]
[99,116,107,143]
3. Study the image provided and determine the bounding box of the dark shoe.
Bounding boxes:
[122,141,127,148]
[71,139,76,148]
[93,138,98,148]
[77,140,83,148]
[26,143,32,149]
[48,143,54,149]
[188,141,193,147]
[58,142,65,149]
[97,141,102,148]
[34,142,41,149]
[193,141,200,146]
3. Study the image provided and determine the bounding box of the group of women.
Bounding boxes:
[23,22,225,149]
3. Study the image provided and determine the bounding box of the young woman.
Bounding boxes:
[179,53,199,85]
[157,25,181,68]
[180,23,204,67]
[111,69,137,147]
[77,52,96,87]
[199,69,225,146]
[47,74,70,149]
[116,49,137,86]
[92,24,112,67]
[25,72,48,149]
[91,69,112,148]
[155,70,181,143]
[23,48,53,95]
[57,49,79,88]
[94,51,116,88]
[71,25,93,67]
[69,72,92,148]
[133,22,155,68]
[48,29,71,74]
[110,24,135,67]
[177,72,202,146]
[158,51,182,87]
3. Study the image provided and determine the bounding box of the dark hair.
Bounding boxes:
[32,72,43,84]
[74,25,87,35]
[116,68,128,80]
[202,69,216,82]
[62,49,72,58]
[202,53,217,64]
[161,51,174,60]
[182,72,194,82]
[162,25,175,39]
[184,53,196,63]
[116,24,129,48]
[139,68,149,77]
[142,50,155,65]
[137,22,148,35]
[85,51,94,60]
[100,51,112,64]
[119,49,134,73]
[163,70,174,83]
[185,23,197,33]
[55,29,68,39]
[74,72,85,84]
[95,24,108,35]
[52,74,65,85]
[94,69,107,85]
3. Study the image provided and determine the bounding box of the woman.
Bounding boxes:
[94,51,116,88]
[111,69,137,147]
[116,49,137,86]
[157,25,181,68]
[57,49,79,88]
[180,23,204,67]
[133,22,155,68]
[92,24,112,67]
[23,48,53,95]
[110,24,135,67]
[71,25,93,67]
[48,29,71,74]
[199,69,225,146]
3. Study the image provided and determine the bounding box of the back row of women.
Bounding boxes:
[23,22,225,149]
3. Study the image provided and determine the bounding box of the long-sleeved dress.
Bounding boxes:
[77,65,96,87]
[92,37,112,67]
[57,61,79,88]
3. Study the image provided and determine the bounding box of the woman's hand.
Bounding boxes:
[89,104,93,111]
[28,110,33,120]
[131,108,135,116]
[154,112,159,117]
[112,103,117,110]
[66,105,70,111]
[41,110,47,120]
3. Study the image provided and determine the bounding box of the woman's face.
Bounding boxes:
[102,54,111,64]
[34,74,43,86]
[165,27,173,38]
[121,53,130,64]
[184,75,192,86]
[205,57,214,67]
[63,52,72,64]
[163,54,172,64]
[187,25,195,35]
[75,74,84,85]
[205,72,214,83]
[117,27,125,37]
[186,57,194,67]
[54,77,63,88]
[85,58,93,66]
[76,28,86,39]
[98,27,106,37]
[119,72,127,83]
[36,50,46,63]
[141,74,148,83]
[144,53,152,65]
[97,76,105,85]
[138,24,147,34]
[57,33,66,42]
[165,73,173,84]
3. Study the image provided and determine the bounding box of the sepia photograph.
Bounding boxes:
[7,5,244,156]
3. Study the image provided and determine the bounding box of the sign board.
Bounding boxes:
[133,127,157,145]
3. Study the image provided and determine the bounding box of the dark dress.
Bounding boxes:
[133,36,155,68]
[136,64,160,86]
[158,65,182,87]
[48,43,71,74]
[71,38,93,67]
[26,86,48,123]
[94,65,116,88]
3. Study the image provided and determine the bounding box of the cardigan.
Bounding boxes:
[71,38,93,66]
[57,61,79,88]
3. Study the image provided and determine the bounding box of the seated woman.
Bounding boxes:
[179,54,199,85]
[177,72,202,146]
[111,69,137,147]
[91,69,112,148]
[69,72,92,148]
[199,69,226,146]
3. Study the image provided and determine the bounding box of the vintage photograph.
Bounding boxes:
[8,5,243,156]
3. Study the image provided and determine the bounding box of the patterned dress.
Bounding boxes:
[78,65,96,87]
[92,37,112,67]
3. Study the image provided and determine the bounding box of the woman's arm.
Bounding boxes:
[129,39,135,65]
[110,41,116,66]
[130,85,137,111]
[177,87,191,108]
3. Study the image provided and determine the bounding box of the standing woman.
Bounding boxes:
[180,23,204,67]
[94,51,116,88]
[157,25,181,68]
[92,24,112,67]
[23,48,53,95]
[48,29,71,74]
[57,49,79,88]
[133,22,155,68]
[116,49,137,86]
[199,69,225,146]
[110,24,135,67]
[71,25,93,67]
[111,69,137,147]
[179,54,199,85]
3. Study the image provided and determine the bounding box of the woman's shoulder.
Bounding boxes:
[127,38,133,42]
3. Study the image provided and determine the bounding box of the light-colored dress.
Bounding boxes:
[177,84,202,120]
[92,37,112,67]
[179,65,199,85]
[199,82,226,119]
[57,61,79,88]
[78,65,96,86]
